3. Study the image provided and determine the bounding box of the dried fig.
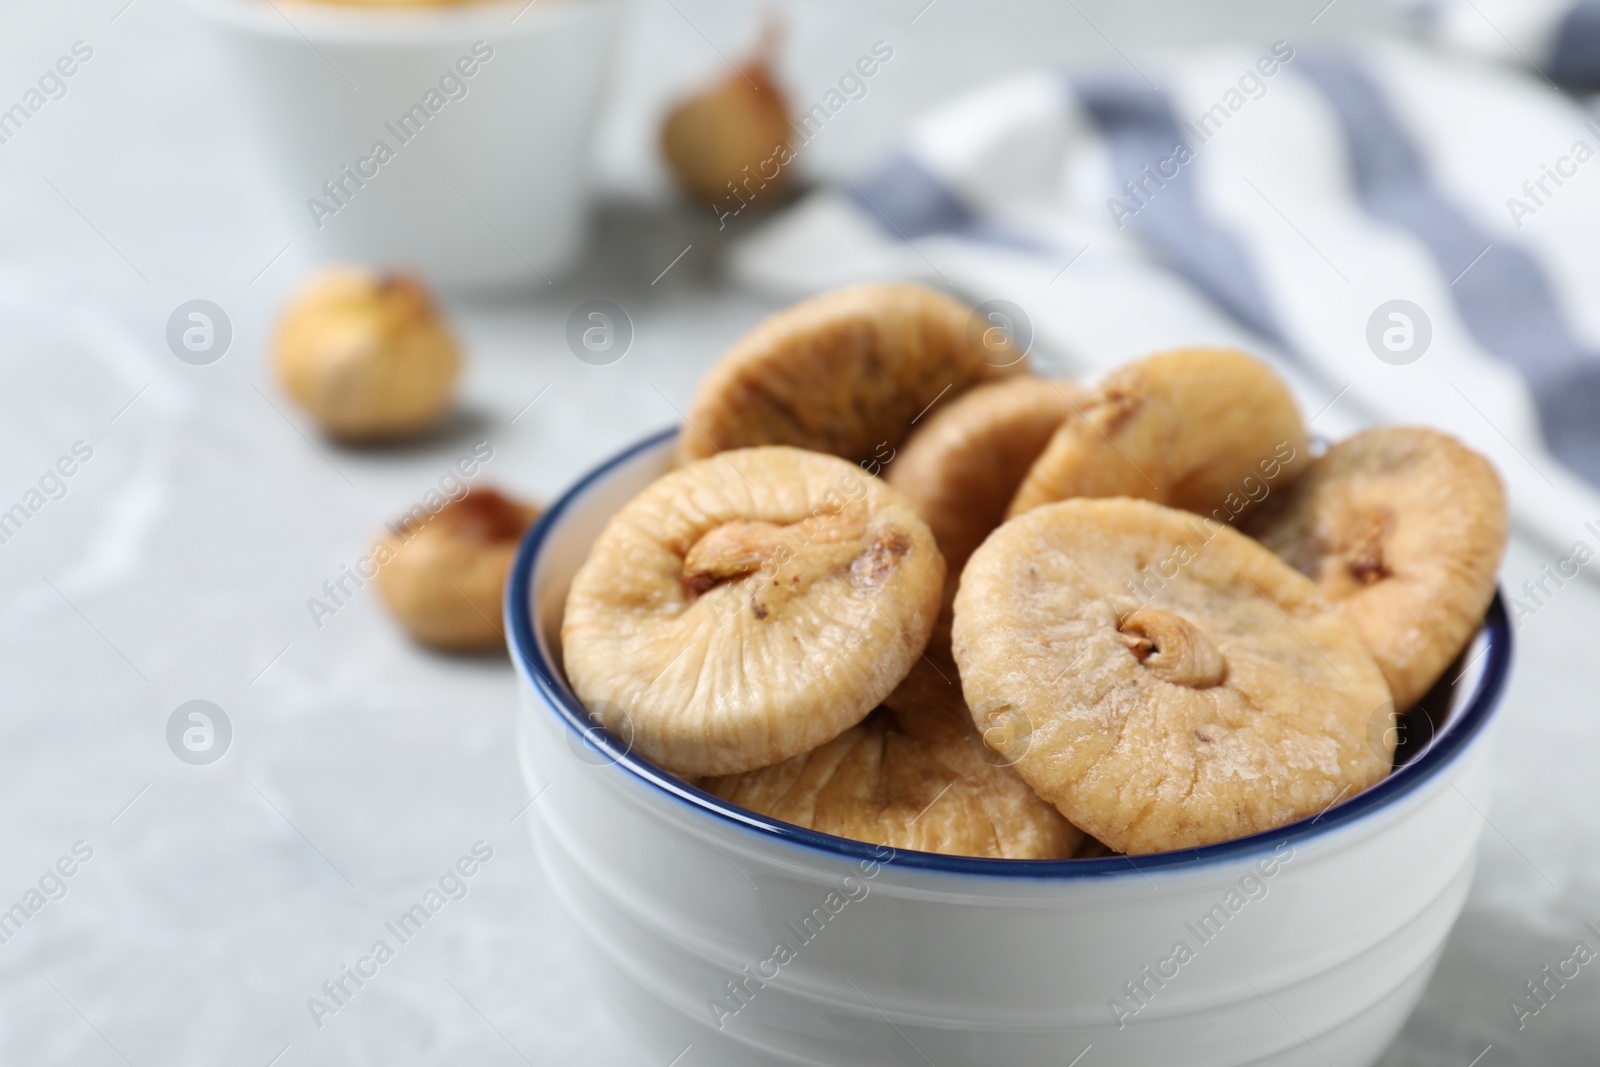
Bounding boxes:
[274,267,460,442]
[1008,347,1307,521]
[1244,426,1508,711]
[701,704,1081,860]
[678,284,1026,467]
[561,446,945,777]
[888,376,1083,575]
[661,23,792,208]
[953,497,1393,855]
[374,488,540,651]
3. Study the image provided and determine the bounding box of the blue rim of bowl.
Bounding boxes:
[507,427,1513,879]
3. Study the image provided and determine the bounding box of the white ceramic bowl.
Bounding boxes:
[192,0,622,289]
[509,429,1512,1067]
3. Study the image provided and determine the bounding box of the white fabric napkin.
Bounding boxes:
[1419,0,1600,87]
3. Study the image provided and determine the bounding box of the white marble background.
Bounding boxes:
[1,0,1597,1064]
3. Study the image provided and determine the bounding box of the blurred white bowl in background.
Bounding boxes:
[192,0,623,289]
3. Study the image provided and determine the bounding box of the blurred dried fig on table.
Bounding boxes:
[274,266,460,442]
[661,21,792,209]
[375,488,539,652]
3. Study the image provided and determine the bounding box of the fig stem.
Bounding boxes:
[1117,609,1226,689]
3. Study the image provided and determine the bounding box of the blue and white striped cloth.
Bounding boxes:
[1421,0,1600,89]
[731,40,1600,560]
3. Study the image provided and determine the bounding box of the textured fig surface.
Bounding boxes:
[702,702,1081,860]
[954,498,1392,855]
[562,447,945,777]
[1245,426,1507,710]
[889,376,1081,576]
[1009,347,1307,522]
[678,284,1025,466]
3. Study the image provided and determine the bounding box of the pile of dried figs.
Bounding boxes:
[560,283,1509,858]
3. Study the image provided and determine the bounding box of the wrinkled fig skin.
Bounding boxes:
[873,600,1087,859]
[374,488,539,651]
[661,47,791,206]
[561,447,945,777]
[954,498,1393,855]
[1008,347,1308,521]
[701,706,1082,860]
[678,284,1026,467]
[274,267,460,442]
[888,376,1082,576]
[1245,426,1508,711]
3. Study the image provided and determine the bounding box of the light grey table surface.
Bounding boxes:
[2,1,1598,1064]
